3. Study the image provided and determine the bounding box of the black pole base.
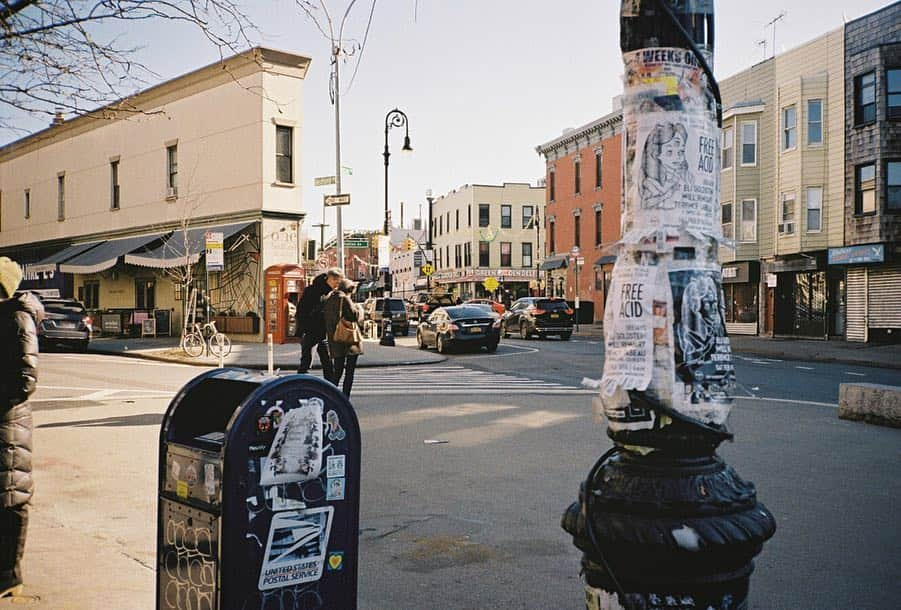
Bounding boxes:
[562,451,775,610]
[379,319,395,346]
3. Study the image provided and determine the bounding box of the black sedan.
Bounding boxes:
[501,297,574,340]
[416,305,501,353]
[38,298,92,351]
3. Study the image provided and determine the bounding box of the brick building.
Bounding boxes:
[535,108,623,323]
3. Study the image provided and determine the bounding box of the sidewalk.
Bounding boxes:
[574,324,901,370]
[87,335,444,369]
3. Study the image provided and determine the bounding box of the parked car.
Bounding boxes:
[464,298,506,315]
[363,297,409,336]
[501,297,573,340]
[417,305,501,353]
[37,298,92,351]
[408,292,457,323]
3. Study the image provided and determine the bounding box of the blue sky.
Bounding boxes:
[3,0,893,242]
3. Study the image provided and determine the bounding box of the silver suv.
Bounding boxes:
[363,297,409,336]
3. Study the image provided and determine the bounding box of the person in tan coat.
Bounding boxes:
[322,279,363,397]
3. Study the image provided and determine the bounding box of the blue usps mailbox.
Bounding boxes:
[157,368,361,610]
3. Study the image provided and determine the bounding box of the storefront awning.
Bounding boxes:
[59,233,166,274]
[539,255,569,271]
[28,242,103,273]
[594,255,617,266]
[124,222,253,269]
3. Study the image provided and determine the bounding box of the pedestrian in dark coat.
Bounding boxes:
[0,257,42,599]
[323,279,363,397]
[295,268,342,378]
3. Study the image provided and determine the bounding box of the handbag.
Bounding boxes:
[332,297,362,345]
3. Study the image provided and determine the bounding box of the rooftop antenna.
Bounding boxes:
[765,11,786,59]
[757,39,767,61]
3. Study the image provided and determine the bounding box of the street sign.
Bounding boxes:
[483,277,500,292]
[205,231,224,271]
[324,193,351,207]
[421,263,434,277]
[570,245,581,257]
[344,239,369,249]
[314,175,337,187]
[577,256,585,266]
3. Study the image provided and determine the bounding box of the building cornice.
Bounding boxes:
[535,110,623,159]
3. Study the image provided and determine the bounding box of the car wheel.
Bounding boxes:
[502,321,510,338]
[417,330,428,350]
[520,321,531,340]
[78,339,90,353]
[560,332,572,341]
[437,334,448,354]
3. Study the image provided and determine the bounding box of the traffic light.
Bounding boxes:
[405,238,416,252]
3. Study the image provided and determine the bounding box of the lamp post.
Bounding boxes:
[426,188,435,293]
[381,108,412,347]
[561,3,775,609]
[532,209,541,297]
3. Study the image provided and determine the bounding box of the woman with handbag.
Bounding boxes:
[323,279,363,398]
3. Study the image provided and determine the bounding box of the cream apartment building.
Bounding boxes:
[0,47,311,339]
[431,183,545,301]
[718,27,845,337]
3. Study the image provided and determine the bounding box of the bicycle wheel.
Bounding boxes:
[209,333,232,358]
[181,332,204,357]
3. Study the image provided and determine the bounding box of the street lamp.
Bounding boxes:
[426,188,434,293]
[381,108,412,347]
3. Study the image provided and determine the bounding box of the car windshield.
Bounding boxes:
[375,299,406,311]
[42,301,86,314]
[537,299,570,312]
[445,306,494,319]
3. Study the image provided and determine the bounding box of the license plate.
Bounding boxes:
[469,327,484,334]
[550,313,560,319]
[58,321,76,328]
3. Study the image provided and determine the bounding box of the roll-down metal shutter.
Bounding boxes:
[868,264,901,329]
[846,267,867,342]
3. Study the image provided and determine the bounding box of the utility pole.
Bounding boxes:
[312,222,329,257]
[561,3,775,608]
[332,45,345,275]
[426,189,434,293]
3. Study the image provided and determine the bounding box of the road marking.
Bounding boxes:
[795,366,815,370]
[736,396,837,408]
[751,360,769,365]
[31,394,171,403]
[343,366,595,395]
[845,372,866,377]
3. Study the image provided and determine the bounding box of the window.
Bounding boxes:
[136,279,156,310]
[782,106,797,150]
[522,242,533,268]
[500,242,512,267]
[276,125,293,183]
[855,72,876,124]
[741,121,757,165]
[855,164,876,215]
[501,204,512,228]
[24,190,29,219]
[455,209,459,231]
[740,199,757,242]
[807,100,823,145]
[464,242,472,266]
[721,202,733,239]
[468,204,472,227]
[166,144,178,190]
[595,149,603,188]
[594,269,603,291]
[438,215,442,236]
[806,187,823,232]
[574,159,581,195]
[110,160,120,210]
[779,192,796,234]
[57,174,65,221]
[889,69,901,120]
[594,209,602,246]
[455,244,462,267]
[573,214,581,248]
[479,204,490,227]
[549,170,555,201]
[888,161,901,211]
[522,205,534,229]
[79,281,100,309]
[445,245,449,269]
[721,126,733,170]
[549,221,555,253]
[479,241,490,267]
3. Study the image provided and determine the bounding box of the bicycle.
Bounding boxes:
[181,320,232,358]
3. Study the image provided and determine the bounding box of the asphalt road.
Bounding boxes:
[21,344,901,609]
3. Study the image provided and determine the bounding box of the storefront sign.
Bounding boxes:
[827,244,884,266]
[205,232,224,271]
[432,267,538,283]
[769,257,818,273]
[766,273,777,288]
[721,262,756,284]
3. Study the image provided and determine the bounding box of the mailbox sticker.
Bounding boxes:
[176,480,189,499]
[326,455,346,479]
[260,398,324,486]
[326,477,345,501]
[325,410,346,441]
[258,506,334,590]
[326,552,344,571]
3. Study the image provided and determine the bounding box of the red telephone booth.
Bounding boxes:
[264,264,306,344]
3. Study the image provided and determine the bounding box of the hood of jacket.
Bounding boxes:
[0,292,44,325]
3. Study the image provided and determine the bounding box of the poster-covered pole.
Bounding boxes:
[561,2,775,609]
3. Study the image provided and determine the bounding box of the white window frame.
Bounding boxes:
[782,106,797,151]
[779,191,796,235]
[805,186,823,233]
[740,121,757,166]
[721,125,734,171]
[721,201,733,239]
[739,198,757,242]
[807,99,823,146]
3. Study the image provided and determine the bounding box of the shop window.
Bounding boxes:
[741,121,757,165]
[522,205,534,229]
[779,192,795,234]
[721,125,733,170]
[806,187,823,232]
[79,281,100,309]
[110,160,120,210]
[740,199,757,242]
[276,125,293,183]
[888,161,901,211]
[500,242,512,267]
[782,105,797,150]
[889,69,901,120]
[807,100,823,145]
[549,221,555,253]
[723,283,758,324]
[574,159,581,195]
[479,204,490,227]
[594,209,602,246]
[501,204,512,228]
[136,279,156,310]
[479,241,490,267]
[603,270,612,301]
[855,164,876,215]
[721,202,733,239]
[549,170,555,201]
[522,242,532,268]
[573,214,581,248]
[595,149,603,188]
[855,71,876,125]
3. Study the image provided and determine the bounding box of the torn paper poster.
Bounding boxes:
[601,260,656,394]
[260,398,324,486]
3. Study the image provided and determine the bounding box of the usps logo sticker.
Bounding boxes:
[258,506,334,591]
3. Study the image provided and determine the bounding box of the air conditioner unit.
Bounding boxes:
[778,222,794,234]
[167,186,178,198]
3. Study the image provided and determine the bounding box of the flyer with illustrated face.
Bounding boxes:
[258,506,334,591]
[259,398,324,486]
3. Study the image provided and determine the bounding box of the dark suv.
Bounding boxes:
[38,298,92,351]
[408,292,457,323]
[501,297,574,340]
[364,297,409,336]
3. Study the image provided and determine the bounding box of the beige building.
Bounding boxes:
[718,27,845,337]
[0,47,311,339]
[431,183,545,301]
